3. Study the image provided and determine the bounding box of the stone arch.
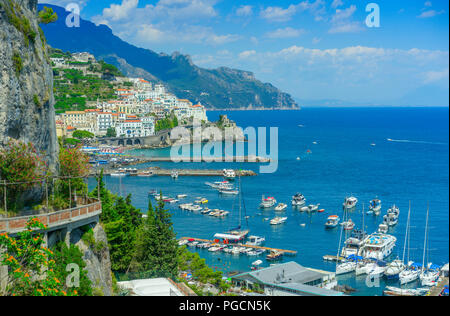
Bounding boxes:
[118,139,125,146]
[126,139,133,146]
[134,139,141,145]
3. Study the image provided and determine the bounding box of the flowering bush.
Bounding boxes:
[0,218,78,296]
[0,139,48,212]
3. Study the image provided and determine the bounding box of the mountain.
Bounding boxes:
[39,4,298,110]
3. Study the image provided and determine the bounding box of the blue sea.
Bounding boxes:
[89,107,449,296]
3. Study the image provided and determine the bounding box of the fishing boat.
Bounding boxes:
[368,199,382,215]
[292,193,306,207]
[270,217,287,225]
[383,205,400,226]
[306,204,320,213]
[178,239,188,246]
[137,171,153,177]
[325,215,340,229]
[419,206,440,287]
[275,203,288,212]
[260,196,277,208]
[177,194,187,199]
[358,233,397,261]
[251,260,263,270]
[246,236,266,246]
[266,251,283,261]
[110,171,127,177]
[195,198,208,204]
[223,169,236,180]
[343,196,358,211]
[201,208,211,215]
[171,170,179,179]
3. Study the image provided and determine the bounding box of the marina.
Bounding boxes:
[87,108,449,296]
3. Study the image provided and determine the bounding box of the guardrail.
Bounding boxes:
[0,198,102,235]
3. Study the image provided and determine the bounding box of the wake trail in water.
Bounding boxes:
[386,138,448,145]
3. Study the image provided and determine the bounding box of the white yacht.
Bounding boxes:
[171,170,179,179]
[343,196,358,211]
[378,223,389,234]
[306,204,320,212]
[383,205,400,226]
[419,206,439,287]
[399,262,421,285]
[356,262,377,276]
[385,259,406,280]
[219,187,239,195]
[325,215,340,229]
[358,233,397,261]
[341,230,367,257]
[291,193,306,207]
[260,196,277,208]
[341,219,355,231]
[246,236,266,246]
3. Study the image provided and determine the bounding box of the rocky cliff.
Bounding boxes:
[0,0,58,175]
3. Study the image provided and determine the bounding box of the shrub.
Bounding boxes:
[38,6,58,24]
[12,52,22,77]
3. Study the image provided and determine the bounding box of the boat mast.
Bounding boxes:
[421,203,429,273]
[238,173,242,229]
[402,201,411,264]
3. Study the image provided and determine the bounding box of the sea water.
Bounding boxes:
[89,107,449,296]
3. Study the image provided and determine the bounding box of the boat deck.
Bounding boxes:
[180,237,297,255]
[323,255,346,263]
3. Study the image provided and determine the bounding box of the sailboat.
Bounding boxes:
[214,173,250,242]
[419,205,439,287]
[399,202,420,285]
[336,204,357,275]
[386,202,410,280]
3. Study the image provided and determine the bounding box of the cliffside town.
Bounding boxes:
[52,51,208,140]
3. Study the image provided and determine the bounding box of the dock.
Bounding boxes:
[97,168,257,177]
[130,156,271,163]
[180,237,297,256]
[323,255,345,263]
[428,277,448,296]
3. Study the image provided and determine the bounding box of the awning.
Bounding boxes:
[214,233,243,241]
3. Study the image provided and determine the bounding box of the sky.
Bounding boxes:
[39,0,449,106]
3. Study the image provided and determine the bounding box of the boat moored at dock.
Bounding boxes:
[358,233,397,261]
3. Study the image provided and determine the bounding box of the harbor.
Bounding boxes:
[87,108,449,297]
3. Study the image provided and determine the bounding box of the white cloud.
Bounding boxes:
[239,50,256,59]
[236,5,253,17]
[260,4,298,22]
[266,27,306,38]
[424,68,449,84]
[418,9,446,18]
[102,0,138,22]
[38,0,90,9]
[329,5,364,33]
[331,0,343,9]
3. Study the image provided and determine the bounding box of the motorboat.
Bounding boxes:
[384,286,429,297]
[260,196,277,208]
[336,261,356,275]
[378,223,389,234]
[383,205,400,226]
[223,169,236,180]
[178,240,188,246]
[251,260,263,270]
[266,251,283,261]
[343,196,358,211]
[306,204,320,213]
[270,217,287,225]
[325,215,340,229]
[275,203,288,212]
[246,236,266,246]
[356,262,377,276]
[358,233,397,261]
[137,171,153,177]
[219,187,239,195]
[368,264,386,278]
[177,194,188,199]
[369,199,382,215]
[299,206,310,212]
[384,259,406,280]
[341,219,355,231]
[292,193,306,207]
[195,198,208,204]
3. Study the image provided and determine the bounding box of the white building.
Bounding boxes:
[141,116,155,136]
[97,112,113,135]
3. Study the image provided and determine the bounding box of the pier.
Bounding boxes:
[180,237,297,256]
[128,156,271,163]
[428,277,449,296]
[95,168,257,177]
